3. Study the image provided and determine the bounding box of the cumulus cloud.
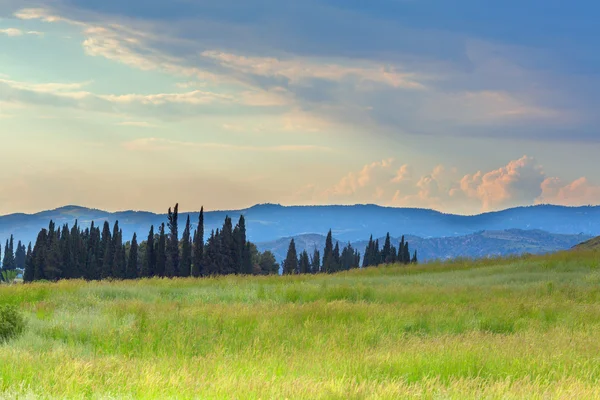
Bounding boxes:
[0,28,43,36]
[302,156,600,213]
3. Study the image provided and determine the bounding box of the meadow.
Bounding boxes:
[2,251,600,399]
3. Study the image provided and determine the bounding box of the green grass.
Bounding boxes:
[2,251,600,399]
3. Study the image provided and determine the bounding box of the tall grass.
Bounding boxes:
[1,250,600,398]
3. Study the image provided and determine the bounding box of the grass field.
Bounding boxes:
[2,251,600,399]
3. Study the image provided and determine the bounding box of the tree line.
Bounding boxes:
[0,203,417,282]
[281,231,417,275]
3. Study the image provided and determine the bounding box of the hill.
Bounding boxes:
[2,203,600,249]
[572,235,600,250]
[257,229,591,262]
[2,251,600,397]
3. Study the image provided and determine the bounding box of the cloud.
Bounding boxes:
[537,177,600,206]
[122,138,331,153]
[301,156,600,213]
[0,28,43,36]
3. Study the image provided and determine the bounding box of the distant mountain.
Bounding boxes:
[256,230,592,263]
[2,203,600,250]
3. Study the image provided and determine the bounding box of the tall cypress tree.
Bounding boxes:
[399,236,405,263]
[127,233,139,279]
[141,226,155,278]
[165,204,179,277]
[403,241,410,265]
[322,230,335,273]
[156,223,167,277]
[333,242,341,272]
[298,250,310,274]
[311,248,321,274]
[363,235,373,267]
[180,216,192,277]
[283,238,298,275]
[242,242,253,275]
[15,241,26,271]
[111,227,125,279]
[32,229,48,281]
[411,250,418,264]
[192,207,204,277]
[234,215,248,274]
[23,243,34,283]
[382,233,392,264]
[220,217,235,274]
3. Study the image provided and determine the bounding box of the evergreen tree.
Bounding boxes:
[204,230,219,276]
[141,226,155,278]
[180,215,192,277]
[220,217,235,274]
[15,241,26,271]
[311,248,321,274]
[32,229,48,281]
[403,241,410,265]
[165,204,179,277]
[127,233,139,279]
[382,233,392,263]
[235,215,249,274]
[322,230,335,273]
[23,243,34,283]
[2,235,15,271]
[283,239,298,275]
[155,223,167,277]
[45,228,62,280]
[242,242,253,275]
[333,242,341,272]
[192,207,204,277]
[298,250,310,274]
[111,227,125,279]
[101,222,116,279]
[259,251,279,275]
[399,236,405,263]
[363,236,373,268]
[411,250,418,264]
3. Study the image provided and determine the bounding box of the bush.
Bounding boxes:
[0,305,25,342]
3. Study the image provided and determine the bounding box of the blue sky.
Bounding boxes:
[1,0,599,215]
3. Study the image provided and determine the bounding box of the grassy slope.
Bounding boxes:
[2,252,600,399]
[573,236,600,250]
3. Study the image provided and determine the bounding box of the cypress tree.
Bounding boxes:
[101,222,115,279]
[399,236,405,263]
[382,233,392,264]
[322,230,335,273]
[127,233,139,279]
[2,236,15,271]
[220,217,235,274]
[192,207,204,277]
[363,235,373,267]
[282,238,298,275]
[180,216,192,277]
[411,250,418,264]
[298,250,310,274]
[242,242,253,275]
[23,243,34,283]
[403,241,410,265]
[141,226,155,278]
[32,229,48,281]
[165,204,179,278]
[234,215,248,274]
[111,228,125,279]
[311,248,321,274]
[45,228,62,280]
[333,242,341,272]
[15,241,26,271]
[155,223,167,277]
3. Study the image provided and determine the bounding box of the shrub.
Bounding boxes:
[0,305,25,342]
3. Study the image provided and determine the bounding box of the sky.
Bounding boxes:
[1,0,600,215]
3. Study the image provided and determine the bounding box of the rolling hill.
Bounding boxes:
[256,229,591,263]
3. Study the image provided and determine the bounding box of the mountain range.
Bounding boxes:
[1,203,598,261]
